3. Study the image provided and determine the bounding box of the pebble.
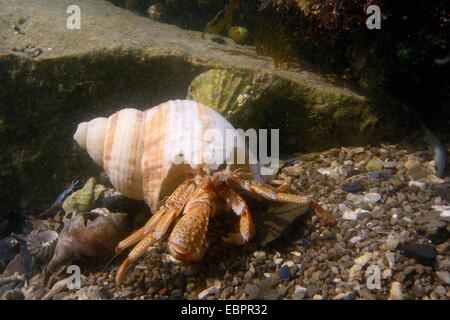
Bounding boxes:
[400,243,437,266]
[381,238,400,251]
[388,282,404,300]
[1,289,25,300]
[385,252,396,267]
[342,208,371,221]
[292,286,307,300]
[197,286,217,300]
[340,181,365,193]
[366,158,384,172]
[435,271,450,285]
[253,251,266,264]
[412,280,426,298]
[332,291,355,300]
[363,193,381,203]
[279,265,291,281]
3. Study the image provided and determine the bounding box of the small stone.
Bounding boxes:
[350,236,362,244]
[363,192,381,203]
[342,208,370,221]
[197,286,217,300]
[412,280,425,298]
[404,159,428,180]
[433,285,447,298]
[1,289,24,300]
[340,181,365,193]
[292,286,307,300]
[359,287,376,300]
[253,251,266,264]
[400,243,437,266]
[385,252,396,267]
[354,253,372,266]
[332,291,355,300]
[366,158,383,172]
[382,268,393,279]
[383,161,395,169]
[435,271,450,284]
[381,238,400,251]
[279,265,291,281]
[388,282,404,300]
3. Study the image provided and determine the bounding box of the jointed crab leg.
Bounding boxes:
[217,187,255,245]
[167,180,216,261]
[115,180,195,285]
[115,180,195,254]
[232,178,336,225]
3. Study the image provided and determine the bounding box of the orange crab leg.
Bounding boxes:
[115,180,195,254]
[115,180,196,286]
[115,207,181,286]
[217,187,255,245]
[232,178,336,225]
[167,179,216,261]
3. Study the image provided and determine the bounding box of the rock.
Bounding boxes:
[1,289,25,300]
[340,181,365,193]
[0,0,407,220]
[341,207,371,221]
[279,265,291,281]
[349,253,372,281]
[412,280,426,298]
[292,286,307,300]
[400,243,437,266]
[366,158,384,172]
[413,212,449,244]
[0,284,14,298]
[244,278,281,300]
[435,271,450,285]
[197,286,217,300]
[332,291,355,300]
[381,238,400,251]
[0,237,21,268]
[385,252,396,267]
[432,205,450,218]
[404,159,429,180]
[253,251,266,264]
[73,285,110,300]
[3,247,37,277]
[388,282,404,300]
[363,193,381,204]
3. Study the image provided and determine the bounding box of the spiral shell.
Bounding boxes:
[26,230,58,263]
[74,100,260,211]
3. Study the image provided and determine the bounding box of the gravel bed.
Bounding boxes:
[1,142,449,300]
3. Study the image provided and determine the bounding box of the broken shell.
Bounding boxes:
[26,230,58,264]
[74,100,262,212]
[62,177,96,215]
[46,208,134,273]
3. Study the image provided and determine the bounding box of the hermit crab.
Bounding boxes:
[74,100,335,285]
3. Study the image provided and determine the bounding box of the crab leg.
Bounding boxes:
[115,180,195,286]
[167,180,216,261]
[233,178,336,225]
[217,187,255,245]
[115,208,180,286]
[115,180,195,254]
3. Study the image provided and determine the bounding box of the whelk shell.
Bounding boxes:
[74,99,263,212]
